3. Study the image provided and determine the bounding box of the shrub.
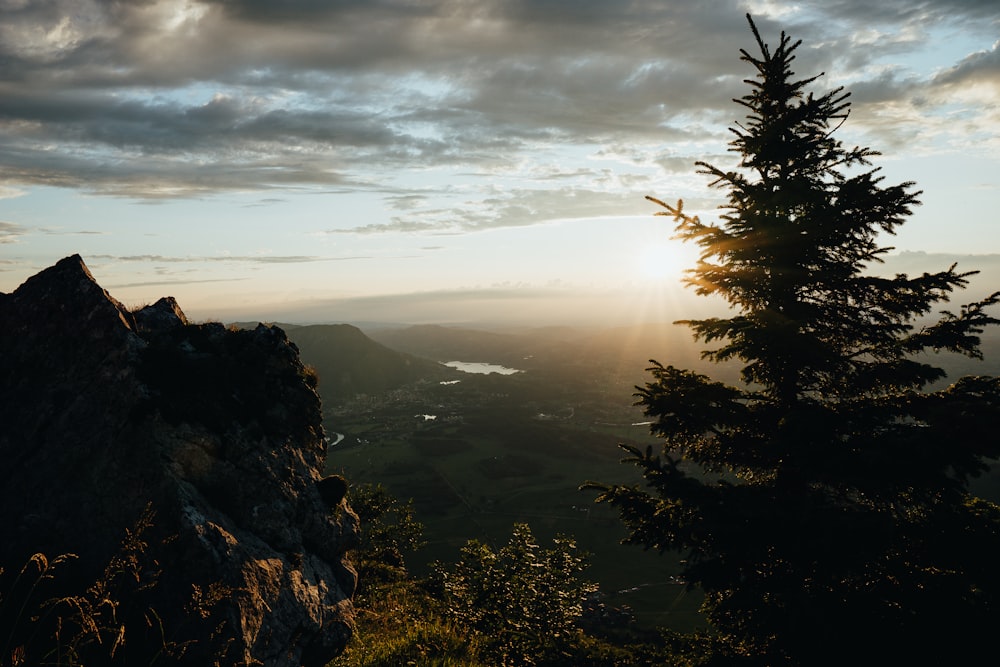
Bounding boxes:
[432,523,598,666]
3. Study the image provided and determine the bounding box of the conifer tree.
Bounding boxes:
[590,15,1000,666]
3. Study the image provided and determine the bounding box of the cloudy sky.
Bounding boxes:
[1,0,998,325]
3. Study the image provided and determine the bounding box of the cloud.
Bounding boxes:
[106,277,249,289]
[38,227,106,235]
[0,221,27,243]
[330,186,653,235]
[801,0,1000,28]
[242,197,288,207]
[88,253,372,264]
[0,0,996,224]
[932,41,1000,87]
[329,219,451,235]
[252,282,655,327]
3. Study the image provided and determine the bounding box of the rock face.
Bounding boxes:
[0,256,358,666]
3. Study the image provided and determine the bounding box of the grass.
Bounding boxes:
[330,578,487,667]
[0,506,234,665]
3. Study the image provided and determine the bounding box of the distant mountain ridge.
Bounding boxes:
[261,320,1000,403]
[232,322,455,401]
[366,324,546,367]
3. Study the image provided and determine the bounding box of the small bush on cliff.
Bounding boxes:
[348,483,425,592]
[301,363,320,389]
[430,523,598,666]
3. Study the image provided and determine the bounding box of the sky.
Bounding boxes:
[1,0,999,326]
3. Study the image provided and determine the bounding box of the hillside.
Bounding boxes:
[231,322,458,401]
[287,324,455,401]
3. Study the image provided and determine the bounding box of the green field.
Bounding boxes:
[324,394,706,632]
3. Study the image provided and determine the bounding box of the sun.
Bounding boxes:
[636,242,690,283]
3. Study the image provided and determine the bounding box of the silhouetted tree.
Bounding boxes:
[589,14,1000,666]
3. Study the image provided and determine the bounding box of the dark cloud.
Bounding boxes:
[0,0,996,224]
[932,42,1000,86]
[805,0,1000,27]
[845,69,920,105]
[204,0,433,25]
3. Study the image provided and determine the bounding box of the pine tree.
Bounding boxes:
[590,15,1000,666]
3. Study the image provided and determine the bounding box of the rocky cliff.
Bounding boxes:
[0,256,358,666]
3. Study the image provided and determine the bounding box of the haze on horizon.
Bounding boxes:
[1,1,998,326]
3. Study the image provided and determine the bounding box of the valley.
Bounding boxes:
[277,320,1000,631]
[321,330,701,628]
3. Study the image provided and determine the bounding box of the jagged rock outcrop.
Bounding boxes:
[0,255,358,666]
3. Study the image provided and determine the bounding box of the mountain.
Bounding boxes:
[257,323,454,401]
[0,256,357,667]
[365,323,541,366]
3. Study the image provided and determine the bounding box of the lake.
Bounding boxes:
[444,361,522,375]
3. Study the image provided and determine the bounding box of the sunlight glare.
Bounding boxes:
[636,242,688,283]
